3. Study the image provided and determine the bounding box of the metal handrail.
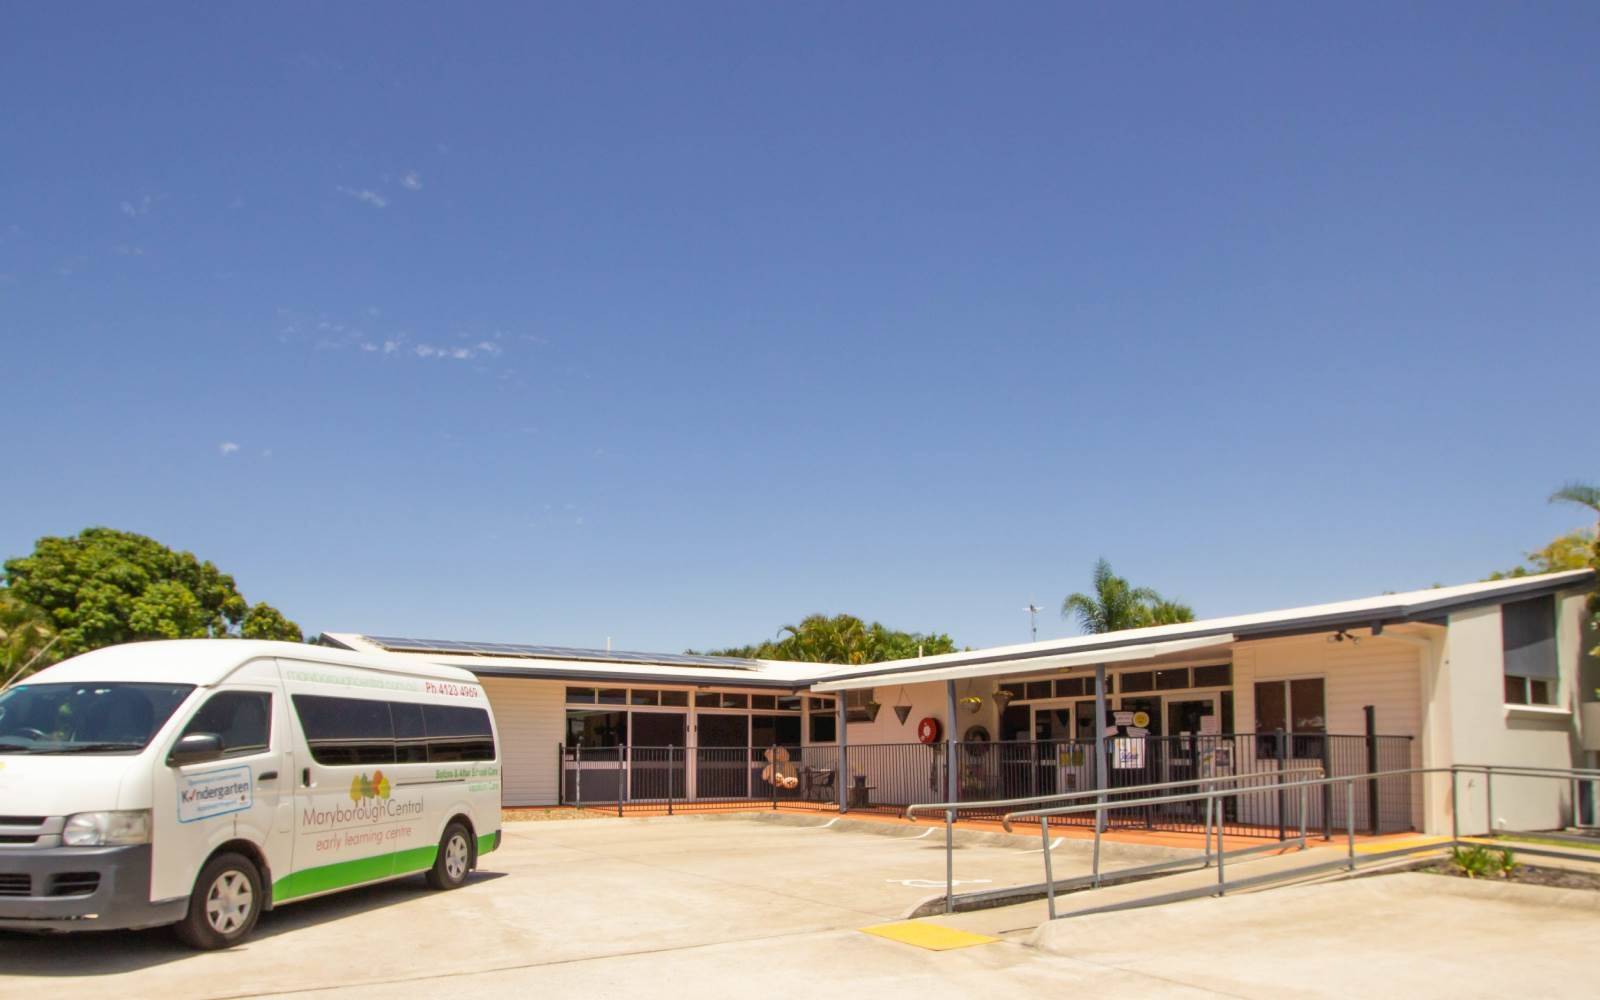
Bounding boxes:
[903,766,1325,821]
[995,763,1600,920]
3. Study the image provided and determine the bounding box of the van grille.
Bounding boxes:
[0,816,64,849]
[0,874,30,897]
[0,835,40,845]
[0,817,46,826]
[49,873,100,897]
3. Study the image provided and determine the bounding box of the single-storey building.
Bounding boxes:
[321,568,1597,837]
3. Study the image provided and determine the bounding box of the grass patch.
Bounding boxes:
[1495,834,1600,853]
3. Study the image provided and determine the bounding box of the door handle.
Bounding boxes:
[301,768,312,787]
[258,771,278,782]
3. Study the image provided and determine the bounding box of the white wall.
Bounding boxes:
[1440,604,1577,834]
[480,677,565,806]
[1233,632,1425,832]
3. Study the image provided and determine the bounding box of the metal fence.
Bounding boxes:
[559,731,1415,835]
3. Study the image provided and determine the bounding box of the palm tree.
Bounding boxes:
[1062,559,1194,634]
[1551,482,1600,524]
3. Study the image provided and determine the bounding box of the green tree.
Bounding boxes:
[3,527,302,657]
[696,613,958,664]
[1061,558,1195,634]
[0,590,57,686]
[1549,481,1600,655]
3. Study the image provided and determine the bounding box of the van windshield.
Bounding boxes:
[0,682,196,754]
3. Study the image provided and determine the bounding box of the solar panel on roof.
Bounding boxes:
[364,635,763,670]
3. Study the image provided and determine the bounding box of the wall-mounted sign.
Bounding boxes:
[1131,711,1150,729]
[1113,711,1134,727]
[1112,738,1145,769]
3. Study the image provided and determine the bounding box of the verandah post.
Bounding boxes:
[837,695,848,814]
[945,678,957,914]
[1093,664,1107,884]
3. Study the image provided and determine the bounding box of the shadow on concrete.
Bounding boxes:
[0,869,507,977]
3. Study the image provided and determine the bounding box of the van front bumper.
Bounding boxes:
[0,844,186,933]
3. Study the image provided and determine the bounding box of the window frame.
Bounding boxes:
[179,689,274,759]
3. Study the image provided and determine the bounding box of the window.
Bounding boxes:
[566,687,597,704]
[597,689,627,705]
[809,712,837,744]
[566,709,627,749]
[720,693,748,710]
[752,714,802,748]
[1502,596,1557,705]
[1119,671,1154,693]
[391,701,428,763]
[660,690,689,707]
[751,694,776,710]
[293,695,395,765]
[423,704,496,762]
[0,682,195,753]
[1155,668,1190,691]
[181,691,272,757]
[776,695,803,712]
[1024,681,1051,700]
[1254,679,1325,758]
[631,689,660,706]
[291,695,497,765]
[808,696,835,712]
[1054,677,1089,698]
[1193,663,1232,688]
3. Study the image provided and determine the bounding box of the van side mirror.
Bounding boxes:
[168,732,224,767]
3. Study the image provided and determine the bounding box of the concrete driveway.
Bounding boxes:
[2,815,1596,999]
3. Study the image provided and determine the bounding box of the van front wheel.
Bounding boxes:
[426,822,472,890]
[175,852,262,950]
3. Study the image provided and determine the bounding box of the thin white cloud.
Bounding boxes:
[120,195,154,218]
[336,186,388,209]
[219,442,240,456]
[400,171,422,191]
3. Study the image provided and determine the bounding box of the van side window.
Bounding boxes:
[292,695,396,765]
[181,691,272,757]
[391,701,429,763]
[423,704,496,762]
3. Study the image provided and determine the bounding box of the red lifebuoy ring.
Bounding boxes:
[917,717,942,745]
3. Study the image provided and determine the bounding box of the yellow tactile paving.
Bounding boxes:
[860,921,999,951]
[1353,835,1502,855]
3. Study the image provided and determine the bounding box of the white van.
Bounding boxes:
[0,639,503,949]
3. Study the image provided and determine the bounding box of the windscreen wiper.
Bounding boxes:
[44,742,146,754]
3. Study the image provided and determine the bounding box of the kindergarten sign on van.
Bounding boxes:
[178,765,253,823]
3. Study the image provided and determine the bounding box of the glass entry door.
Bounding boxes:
[631,712,687,801]
[695,714,749,799]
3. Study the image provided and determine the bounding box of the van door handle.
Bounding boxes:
[258,771,278,782]
[301,768,312,787]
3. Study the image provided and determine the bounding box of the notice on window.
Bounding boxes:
[1199,715,1221,735]
[1113,711,1134,727]
[1126,726,1150,739]
[1112,738,1145,769]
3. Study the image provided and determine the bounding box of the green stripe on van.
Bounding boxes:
[477,832,497,856]
[273,845,438,902]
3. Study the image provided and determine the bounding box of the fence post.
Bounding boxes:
[945,679,958,914]
[575,742,583,805]
[1364,706,1379,835]
[1321,734,1333,841]
[1041,816,1056,920]
[558,743,565,807]
[668,745,675,816]
[1450,767,1460,844]
[771,744,778,811]
[1276,727,1287,842]
[1485,765,1494,835]
[837,697,849,814]
[1203,791,1214,867]
[1215,793,1226,896]
[617,742,625,818]
[1345,780,1356,870]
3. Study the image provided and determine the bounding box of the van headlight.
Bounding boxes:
[62,810,152,846]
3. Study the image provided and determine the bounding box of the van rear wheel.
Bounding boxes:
[175,852,262,950]
[426,822,472,890]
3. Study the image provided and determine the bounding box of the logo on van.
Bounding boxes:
[349,770,391,803]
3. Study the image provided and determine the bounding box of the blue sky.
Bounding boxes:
[2,4,1595,652]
